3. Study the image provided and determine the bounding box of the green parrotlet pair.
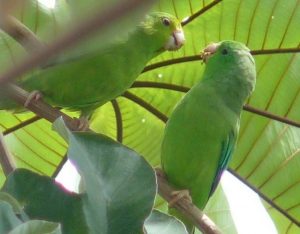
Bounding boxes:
[0,10,256,234]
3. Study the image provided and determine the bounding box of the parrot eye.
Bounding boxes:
[162,18,171,26]
[221,48,228,55]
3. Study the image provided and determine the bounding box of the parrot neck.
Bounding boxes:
[203,68,254,115]
[132,27,164,59]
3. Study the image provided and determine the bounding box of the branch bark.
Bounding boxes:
[3,84,86,131]
[155,169,222,234]
[0,14,45,53]
[0,133,16,176]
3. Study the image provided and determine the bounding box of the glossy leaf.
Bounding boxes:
[53,118,157,234]
[2,169,87,234]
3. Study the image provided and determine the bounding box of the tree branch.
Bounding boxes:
[0,133,16,176]
[0,14,45,53]
[155,169,222,234]
[3,84,85,131]
[181,0,222,26]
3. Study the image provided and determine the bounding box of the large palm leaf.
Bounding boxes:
[0,0,300,232]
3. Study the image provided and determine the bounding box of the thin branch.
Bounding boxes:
[111,99,123,143]
[131,81,300,128]
[52,155,68,179]
[142,48,300,73]
[3,115,41,135]
[0,133,16,176]
[3,84,84,131]
[0,14,45,52]
[142,55,202,73]
[132,81,190,92]
[181,0,223,26]
[251,47,300,56]
[122,91,168,123]
[243,105,300,128]
[228,168,300,227]
[155,168,222,234]
[0,0,154,85]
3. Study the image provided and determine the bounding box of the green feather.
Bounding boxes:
[161,40,256,232]
[0,12,183,116]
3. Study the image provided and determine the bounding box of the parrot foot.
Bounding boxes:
[74,116,89,131]
[155,168,166,178]
[169,189,192,208]
[24,90,42,107]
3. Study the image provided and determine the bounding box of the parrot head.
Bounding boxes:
[202,40,256,95]
[140,12,185,51]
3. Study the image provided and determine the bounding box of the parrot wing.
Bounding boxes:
[209,128,237,196]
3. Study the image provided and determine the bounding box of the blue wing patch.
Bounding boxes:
[209,130,236,196]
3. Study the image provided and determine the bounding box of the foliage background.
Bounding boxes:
[0,0,300,232]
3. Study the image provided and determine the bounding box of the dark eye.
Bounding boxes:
[162,18,170,26]
[222,48,228,55]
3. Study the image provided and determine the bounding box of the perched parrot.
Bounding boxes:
[0,12,184,120]
[161,40,256,232]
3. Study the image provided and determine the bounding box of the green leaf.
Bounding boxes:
[144,209,188,234]
[9,220,61,234]
[2,169,87,234]
[0,201,22,233]
[0,192,23,214]
[53,118,157,234]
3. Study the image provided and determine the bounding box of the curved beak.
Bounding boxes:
[164,29,185,51]
[202,42,220,63]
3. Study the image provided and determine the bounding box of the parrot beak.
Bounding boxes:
[202,43,220,63]
[164,29,185,51]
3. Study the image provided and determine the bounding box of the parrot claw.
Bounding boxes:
[168,189,192,208]
[155,168,166,179]
[24,90,43,107]
[74,116,89,131]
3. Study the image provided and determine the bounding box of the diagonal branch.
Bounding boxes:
[142,55,202,73]
[3,115,41,135]
[0,133,16,176]
[0,14,45,52]
[228,168,300,227]
[122,91,168,123]
[243,105,300,128]
[4,84,85,131]
[181,0,223,26]
[156,168,222,234]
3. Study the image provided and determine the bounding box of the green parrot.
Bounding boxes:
[161,40,256,232]
[0,12,184,118]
